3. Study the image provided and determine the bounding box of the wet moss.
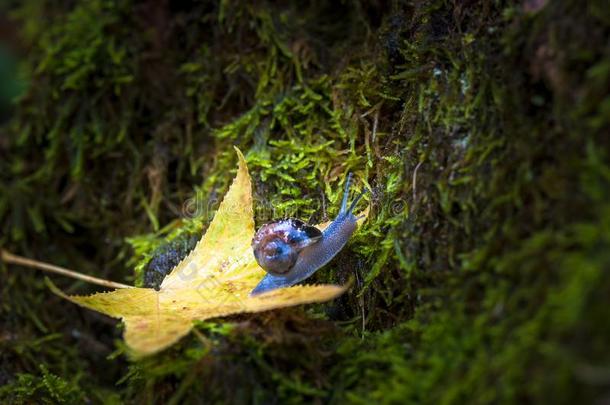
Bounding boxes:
[1,0,609,403]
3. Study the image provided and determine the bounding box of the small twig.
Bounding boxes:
[191,327,213,352]
[1,249,133,289]
[356,269,366,339]
[372,109,379,146]
[360,101,383,118]
[320,187,327,220]
[412,160,423,203]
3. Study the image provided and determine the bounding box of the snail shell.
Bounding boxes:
[252,218,322,276]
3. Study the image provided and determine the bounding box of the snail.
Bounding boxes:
[251,173,366,295]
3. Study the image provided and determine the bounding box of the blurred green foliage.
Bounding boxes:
[1,0,609,403]
[0,44,26,120]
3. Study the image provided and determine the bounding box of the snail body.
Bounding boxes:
[251,174,365,295]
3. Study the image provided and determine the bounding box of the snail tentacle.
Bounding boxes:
[339,172,353,214]
[347,188,367,215]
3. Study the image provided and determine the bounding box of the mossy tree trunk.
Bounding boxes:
[1,1,609,403]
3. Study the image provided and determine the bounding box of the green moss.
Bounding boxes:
[2,0,610,403]
[0,365,86,404]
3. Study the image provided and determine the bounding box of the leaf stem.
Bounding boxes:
[1,249,133,289]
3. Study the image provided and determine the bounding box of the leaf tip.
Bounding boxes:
[233,145,247,168]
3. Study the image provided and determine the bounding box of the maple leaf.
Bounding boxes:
[49,148,349,357]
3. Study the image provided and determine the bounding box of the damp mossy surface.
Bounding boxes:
[1,1,609,403]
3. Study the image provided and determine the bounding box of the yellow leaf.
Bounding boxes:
[50,147,349,357]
